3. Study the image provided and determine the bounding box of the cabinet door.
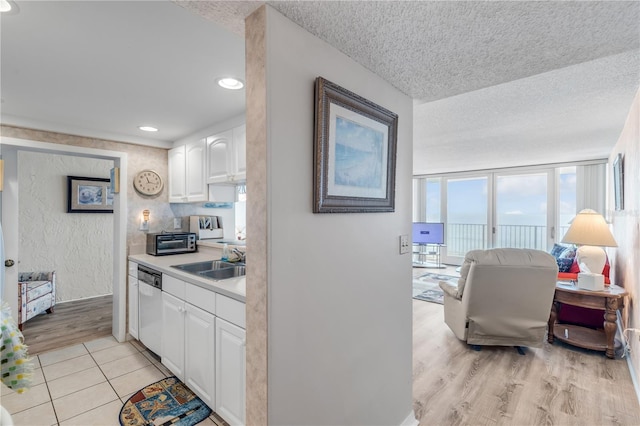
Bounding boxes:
[185,304,216,408]
[168,146,187,202]
[206,130,233,184]
[231,124,246,182]
[162,292,185,380]
[128,274,138,339]
[215,318,246,425]
[185,139,208,202]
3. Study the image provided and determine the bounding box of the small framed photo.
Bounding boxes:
[67,176,114,213]
[313,77,398,213]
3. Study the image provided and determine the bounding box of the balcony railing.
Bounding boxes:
[446,223,571,257]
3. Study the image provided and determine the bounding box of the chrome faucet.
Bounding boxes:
[231,248,246,263]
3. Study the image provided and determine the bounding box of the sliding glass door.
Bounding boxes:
[445,176,489,262]
[494,172,550,250]
[414,164,579,266]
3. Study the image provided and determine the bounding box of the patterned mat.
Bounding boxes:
[119,376,211,426]
[412,272,458,305]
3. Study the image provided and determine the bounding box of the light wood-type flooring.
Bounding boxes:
[413,296,640,425]
[17,280,640,425]
[21,295,112,355]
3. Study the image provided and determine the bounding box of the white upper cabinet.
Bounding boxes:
[168,139,208,203]
[168,145,187,202]
[206,130,233,184]
[185,140,207,200]
[206,124,246,184]
[231,124,246,182]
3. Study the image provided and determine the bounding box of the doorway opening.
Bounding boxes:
[1,137,128,347]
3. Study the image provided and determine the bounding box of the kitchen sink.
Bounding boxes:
[171,260,246,281]
[172,260,236,273]
[200,265,246,280]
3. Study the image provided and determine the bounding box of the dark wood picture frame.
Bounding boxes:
[67,176,114,213]
[313,77,398,213]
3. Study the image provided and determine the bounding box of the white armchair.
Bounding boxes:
[439,248,558,348]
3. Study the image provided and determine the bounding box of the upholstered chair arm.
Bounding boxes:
[439,280,460,300]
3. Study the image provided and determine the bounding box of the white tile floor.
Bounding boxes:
[1,337,220,426]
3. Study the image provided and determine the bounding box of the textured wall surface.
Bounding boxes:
[3,125,240,255]
[2,126,172,252]
[18,151,113,301]
[609,90,640,387]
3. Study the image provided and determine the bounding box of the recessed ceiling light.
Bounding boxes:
[217,77,244,90]
[138,126,158,132]
[0,0,12,12]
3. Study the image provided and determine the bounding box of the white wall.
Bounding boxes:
[260,7,414,424]
[18,151,113,301]
[609,90,640,394]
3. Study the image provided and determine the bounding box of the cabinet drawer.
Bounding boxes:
[186,284,216,315]
[163,275,185,299]
[216,294,245,329]
[128,261,138,276]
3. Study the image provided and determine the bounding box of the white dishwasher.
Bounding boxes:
[137,264,163,356]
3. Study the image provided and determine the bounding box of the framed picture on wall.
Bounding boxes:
[313,77,398,213]
[67,176,114,213]
[613,153,624,211]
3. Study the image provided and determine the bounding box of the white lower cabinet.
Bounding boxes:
[127,268,139,339]
[161,292,185,380]
[159,275,245,425]
[215,317,246,426]
[185,303,216,409]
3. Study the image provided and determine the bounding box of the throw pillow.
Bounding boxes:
[550,243,569,258]
[557,257,574,273]
[559,246,576,259]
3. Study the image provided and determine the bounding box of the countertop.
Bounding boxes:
[128,251,246,302]
[197,239,246,249]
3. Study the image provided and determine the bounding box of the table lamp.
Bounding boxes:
[561,208,617,275]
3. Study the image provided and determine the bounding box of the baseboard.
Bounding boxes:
[400,410,419,426]
[56,293,113,304]
[618,314,640,405]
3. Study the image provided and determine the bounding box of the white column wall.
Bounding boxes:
[262,7,414,425]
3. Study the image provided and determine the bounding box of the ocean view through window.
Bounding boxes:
[414,165,579,264]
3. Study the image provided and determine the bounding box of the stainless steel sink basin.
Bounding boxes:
[199,265,246,280]
[172,260,236,274]
[171,260,246,281]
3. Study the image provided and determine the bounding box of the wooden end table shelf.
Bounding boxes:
[548,281,627,358]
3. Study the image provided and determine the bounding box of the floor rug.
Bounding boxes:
[412,272,458,305]
[119,376,212,426]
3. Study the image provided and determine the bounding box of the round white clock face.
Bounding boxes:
[134,170,163,196]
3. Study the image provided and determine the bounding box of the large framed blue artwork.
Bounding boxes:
[313,77,398,213]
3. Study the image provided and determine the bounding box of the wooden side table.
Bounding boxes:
[548,281,627,358]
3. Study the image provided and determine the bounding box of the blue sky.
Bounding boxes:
[424,170,576,226]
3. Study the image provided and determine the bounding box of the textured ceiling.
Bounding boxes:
[184,1,640,174]
[270,1,640,102]
[2,1,639,174]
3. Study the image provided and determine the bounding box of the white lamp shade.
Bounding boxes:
[561,209,617,247]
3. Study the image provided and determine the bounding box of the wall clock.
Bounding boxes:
[133,170,163,196]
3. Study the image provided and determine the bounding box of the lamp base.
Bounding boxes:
[576,245,606,274]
